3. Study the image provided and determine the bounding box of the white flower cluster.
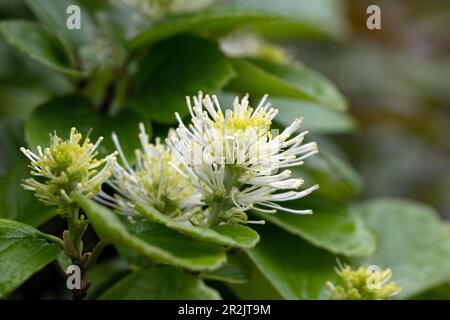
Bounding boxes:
[21,94,318,227]
[98,123,202,221]
[166,92,319,226]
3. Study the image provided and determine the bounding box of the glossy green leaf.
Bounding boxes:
[100,266,221,300]
[25,95,146,159]
[253,197,375,257]
[0,219,60,298]
[200,250,251,283]
[0,21,82,77]
[85,258,129,300]
[0,162,56,227]
[271,97,356,134]
[412,283,450,300]
[215,0,349,40]
[136,204,259,249]
[0,86,48,121]
[125,219,227,270]
[226,59,347,111]
[114,243,158,269]
[75,195,226,271]
[352,199,450,299]
[0,37,72,121]
[293,148,362,202]
[228,260,283,299]
[25,0,96,49]
[129,35,235,124]
[0,119,25,175]
[246,224,338,299]
[127,0,348,51]
[127,12,268,52]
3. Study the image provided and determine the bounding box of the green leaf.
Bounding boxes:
[127,0,348,51]
[293,147,362,202]
[124,219,228,271]
[114,243,157,269]
[226,59,347,111]
[228,259,283,299]
[352,199,450,299]
[0,219,60,298]
[0,119,25,175]
[129,35,235,124]
[0,86,49,121]
[412,283,450,300]
[25,94,146,160]
[85,258,129,300]
[25,0,96,49]
[0,21,82,77]
[215,0,349,40]
[246,224,338,299]
[0,162,56,227]
[136,204,259,249]
[75,195,226,271]
[271,97,356,134]
[100,266,221,300]
[200,250,251,284]
[253,197,375,257]
[127,12,268,52]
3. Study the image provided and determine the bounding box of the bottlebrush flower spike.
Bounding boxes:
[99,123,203,221]
[327,260,401,300]
[20,128,117,215]
[167,92,319,227]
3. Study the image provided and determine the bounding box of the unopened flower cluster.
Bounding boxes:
[21,128,117,215]
[327,261,401,300]
[21,93,318,227]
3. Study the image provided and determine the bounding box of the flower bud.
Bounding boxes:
[21,128,117,214]
[327,261,401,300]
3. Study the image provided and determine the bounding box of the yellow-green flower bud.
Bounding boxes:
[99,124,202,222]
[21,128,117,214]
[327,261,401,300]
